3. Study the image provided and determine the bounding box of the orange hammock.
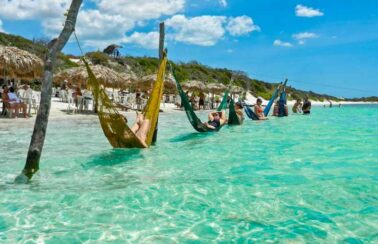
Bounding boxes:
[83,55,168,148]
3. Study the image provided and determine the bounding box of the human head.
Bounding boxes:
[256,98,262,105]
[235,102,243,109]
[2,85,8,92]
[297,98,301,103]
[9,87,15,93]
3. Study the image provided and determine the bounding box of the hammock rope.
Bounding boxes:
[170,63,228,132]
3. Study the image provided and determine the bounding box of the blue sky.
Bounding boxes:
[0,0,377,98]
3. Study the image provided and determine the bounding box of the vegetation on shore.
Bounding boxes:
[1,32,375,102]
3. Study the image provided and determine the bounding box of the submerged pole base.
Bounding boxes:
[14,172,30,184]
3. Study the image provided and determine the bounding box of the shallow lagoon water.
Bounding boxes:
[0,105,377,243]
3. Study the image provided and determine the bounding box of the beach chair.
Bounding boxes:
[60,90,68,102]
[67,90,77,113]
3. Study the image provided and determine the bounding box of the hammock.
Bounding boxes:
[84,56,168,148]
[228,99,243,125]
[264,79,288,116]
[244,105,260,120]
[278,90,288,117]
[171,64,228,132]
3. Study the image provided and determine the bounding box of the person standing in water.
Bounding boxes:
[302,97,311,114]
[292,99,302,113]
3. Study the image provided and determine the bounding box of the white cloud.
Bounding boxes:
[75,10,134,40]
[293,32,319,44]
[273,40,293,47]
[165,14,259,46]
[293,32,318,40]
[295,4,324,17]
[124,31,160,49]
[0,0,69,20]
[0,0,184,48]
[96,0,185,20]
[218,0,227,7]
[0,0,260,50]
[226,15,260,36]
[166,15,226,46]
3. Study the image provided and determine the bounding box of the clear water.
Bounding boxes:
[0,105,377,243]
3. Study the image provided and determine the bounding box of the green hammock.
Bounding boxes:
[171,64,228,132]
[228,99,243,125]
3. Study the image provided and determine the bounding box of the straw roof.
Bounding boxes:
[206,82,227,93]
[137,73,176,93]
[230,85,244,93]
[54,65,127,88]
[0,45,43,80]
[182,80,206,92]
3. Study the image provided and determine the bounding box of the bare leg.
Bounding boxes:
[131,112,144,133]
[136,119,150,147]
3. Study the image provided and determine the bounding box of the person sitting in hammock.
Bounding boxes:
[204,110,227,130]
[254,98,268,120]
[235,102,245,122]
[273,100,288,116]
[130,112,151,147]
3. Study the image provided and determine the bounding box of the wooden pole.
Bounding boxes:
[159,22,165,61]
[152,22,165,144]
[15,0,83,183]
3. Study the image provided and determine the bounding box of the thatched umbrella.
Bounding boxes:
[0,45,43,80]
[206,82,227,94]
[54,65,127,88]
[137,73,176,93]
[182,80,206,92]
[230,85,244,94]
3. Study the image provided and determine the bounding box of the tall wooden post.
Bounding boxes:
[152,22,165,144]
[15,0,83,183]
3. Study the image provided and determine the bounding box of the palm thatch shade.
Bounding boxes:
[182,80,206,92]
[54,65,127,88]
[0,45,43,80]
[206,82,227,93]
[230,85,244,93]
[137,73,176,93]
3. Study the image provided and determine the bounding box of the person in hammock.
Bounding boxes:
[254,98,268,120]
[235,102,245,122]
[129,112,151,147]
[204,110,227,130]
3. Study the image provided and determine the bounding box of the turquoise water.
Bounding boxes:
[0,105,377,243]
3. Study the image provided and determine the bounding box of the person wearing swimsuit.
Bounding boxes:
[204,110,227,129]
[254,98,267,120]
[302,97,312,114]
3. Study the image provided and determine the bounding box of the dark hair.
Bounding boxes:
[2,85,7,89]
[9,87,15,93]
[257,98,262,103]
[235,102,242,108]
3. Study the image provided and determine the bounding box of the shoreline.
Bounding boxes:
[0,98,376,127]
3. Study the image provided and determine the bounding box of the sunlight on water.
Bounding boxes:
[0,105,377,242]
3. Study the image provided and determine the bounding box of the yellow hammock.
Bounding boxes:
[83,55,168,148]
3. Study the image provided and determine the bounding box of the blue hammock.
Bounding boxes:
[244,105,260,120]
[278,90,288,117]
[264,79,288,116]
